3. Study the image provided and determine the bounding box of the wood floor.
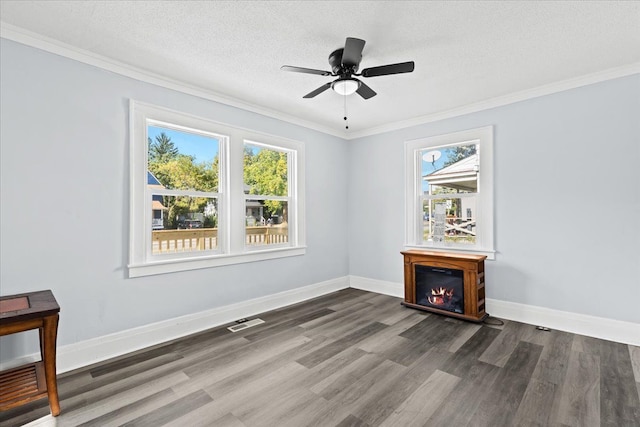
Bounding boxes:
[2,289,639,427]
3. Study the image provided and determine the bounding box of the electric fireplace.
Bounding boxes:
[401,250,487,322]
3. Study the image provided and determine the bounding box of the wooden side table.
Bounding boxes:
[0,290,60,416]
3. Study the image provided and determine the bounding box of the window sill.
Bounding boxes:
[128,246,306,278]
[403,245,495,260]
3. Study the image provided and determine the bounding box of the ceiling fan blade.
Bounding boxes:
[303,82,332,98]
[356,81,377,99]
[361,61,415,78]
[281,65,332,76]
[342,37,365,68]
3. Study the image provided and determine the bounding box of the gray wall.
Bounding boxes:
[348,73,640,324]
[0,39,349,360]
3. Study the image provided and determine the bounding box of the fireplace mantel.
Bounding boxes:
[401,250,487,322]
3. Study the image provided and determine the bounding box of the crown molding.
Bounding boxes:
[0,22,347,139]
[2,22,638,141]
[345,62,640,140]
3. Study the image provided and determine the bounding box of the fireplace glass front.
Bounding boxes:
[415,265,464,314]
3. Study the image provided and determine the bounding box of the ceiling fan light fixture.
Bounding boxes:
[332,78,360,96]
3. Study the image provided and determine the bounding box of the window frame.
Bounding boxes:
[129,100,305,278]
[404,126,495,259]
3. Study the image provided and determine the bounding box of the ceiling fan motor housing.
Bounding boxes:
[329,48,359,76]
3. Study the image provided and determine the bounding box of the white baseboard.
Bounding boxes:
[348,275,640,347]
[0,276,349,374]
[485,298,640,347]
[349,275,404,298]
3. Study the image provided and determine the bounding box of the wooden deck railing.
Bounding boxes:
[245,226,289,246]
[151,226,289,254]
[152,228,218,254]
[425,218,476,236]
[423,217,476,244]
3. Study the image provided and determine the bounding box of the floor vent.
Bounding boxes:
[227,318,265,333]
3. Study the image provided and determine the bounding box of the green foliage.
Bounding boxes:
[244,148,288,196]
[150,155,218,192]
[244,147,288,220]
[149,132,179,162]
[148,137,291,228]
[150,155,219,229]
[443,145,476,167]
[147,132,219,229]
[204,215,217,228]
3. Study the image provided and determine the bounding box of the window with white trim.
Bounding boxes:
[405,126,494,258]
[129,101,305,277]
[243,141,293,248]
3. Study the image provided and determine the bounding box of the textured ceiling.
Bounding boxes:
[1,1,639,137]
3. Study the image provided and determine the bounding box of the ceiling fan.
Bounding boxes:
[281,37,415,100]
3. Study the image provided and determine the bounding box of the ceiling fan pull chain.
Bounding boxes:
[344,94,349,130]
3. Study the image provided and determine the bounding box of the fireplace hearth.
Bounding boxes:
[401,250,487,322]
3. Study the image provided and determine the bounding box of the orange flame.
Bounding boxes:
[427,287,454,306]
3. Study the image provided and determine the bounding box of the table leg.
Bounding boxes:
[42,314,60,416]
[39,326,45,360]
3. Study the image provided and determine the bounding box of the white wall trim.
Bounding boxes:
[485,298,640,347]
[349,275,640,346]
[2,23,639,142]
[0,276,349,374]
[0,23,344,139]
[349,275,404,298]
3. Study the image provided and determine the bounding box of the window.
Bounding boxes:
[405,126,494,258]
[243,142,292,248]
[147,124,221,257]
[129,101,305,277]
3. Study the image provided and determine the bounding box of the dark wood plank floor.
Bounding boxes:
[2,289,639,427]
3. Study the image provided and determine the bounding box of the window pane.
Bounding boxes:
[421,143,478,193]
[244,143,288,196]
[151,195,218,254]
[147,125,219,192]
[422,197,477,245]
[245,199,288,246]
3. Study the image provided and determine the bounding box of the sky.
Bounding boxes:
[421,147,450,191]
[148,125,267,164]
[422,149,448,175]
[148,125,218,164]
[420,144,477,192]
